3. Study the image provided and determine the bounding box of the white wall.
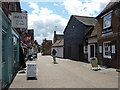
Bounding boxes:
[57,47,63,58]
[88,45,90,62]
[0,8,2,89]
[51,47,63,58]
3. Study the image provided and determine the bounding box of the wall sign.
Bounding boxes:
[112,45,115,54]
[11,12,28,28]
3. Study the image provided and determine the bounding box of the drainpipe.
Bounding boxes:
[0,8,2,90]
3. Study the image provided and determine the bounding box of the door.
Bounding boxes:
[90,44,95,58]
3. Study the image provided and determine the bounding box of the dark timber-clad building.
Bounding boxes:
[64,15,96,61]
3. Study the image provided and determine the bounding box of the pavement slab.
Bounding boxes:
[9,54,119,89]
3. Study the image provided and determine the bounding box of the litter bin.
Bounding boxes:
[90,57,98,70]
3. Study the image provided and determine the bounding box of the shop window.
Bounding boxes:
[103,41,111,59]
[2,33,6,63]
[13,36,18,63]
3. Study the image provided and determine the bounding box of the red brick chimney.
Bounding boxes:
[53,31,56,43]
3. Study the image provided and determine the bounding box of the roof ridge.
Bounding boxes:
[72,15,95,18]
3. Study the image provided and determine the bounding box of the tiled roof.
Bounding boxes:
[97,0,120,17]
[85,26,93,36]
[73,15,97,26]
[52,39,64,47]
[55,34,64,40]
[86,22,101,38]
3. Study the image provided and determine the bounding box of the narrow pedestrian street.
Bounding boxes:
[9,54,118,88]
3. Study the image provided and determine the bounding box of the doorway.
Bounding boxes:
[90,44,95,58]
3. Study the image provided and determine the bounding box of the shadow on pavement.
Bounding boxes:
[27,77,37,80]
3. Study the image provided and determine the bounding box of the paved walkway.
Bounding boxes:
[9,54,119,88]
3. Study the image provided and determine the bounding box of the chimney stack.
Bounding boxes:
[53,31,56,43]
[54,31,56,36]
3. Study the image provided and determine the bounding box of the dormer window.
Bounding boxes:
[103,13,111,29]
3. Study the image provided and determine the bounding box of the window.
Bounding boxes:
[15,3,17,11]
[9,4,11,11]
[84,45,88,53]
[103,13,111,29]
[103,41,111,59]
[2,33,6,63]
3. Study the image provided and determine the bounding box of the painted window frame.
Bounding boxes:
[103,41,111,59]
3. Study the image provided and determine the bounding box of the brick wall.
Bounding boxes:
[97,4,120,68]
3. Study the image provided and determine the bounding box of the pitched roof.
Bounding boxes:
[52,39,64,47]
[86,21,101,38]
[63,15,97,33]
[97,0,120,17]
[55,34,64,40]
[73,15,97,26]
[85,26,93,36]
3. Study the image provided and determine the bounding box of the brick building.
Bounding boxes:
[97,0,120,68]
[42,38,52,55]
[2,1,21,18]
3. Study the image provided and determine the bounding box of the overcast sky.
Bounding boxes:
[21,0,110,44]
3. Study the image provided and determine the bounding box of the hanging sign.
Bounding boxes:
[11,12,27,28]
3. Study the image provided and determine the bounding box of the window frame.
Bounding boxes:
[84,45,88,53]
[103,41,111,59]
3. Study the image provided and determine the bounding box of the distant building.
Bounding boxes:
[97,0,120,68]
[51,31,64,58]
[64,15,96,61]
[42,38,52,55]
